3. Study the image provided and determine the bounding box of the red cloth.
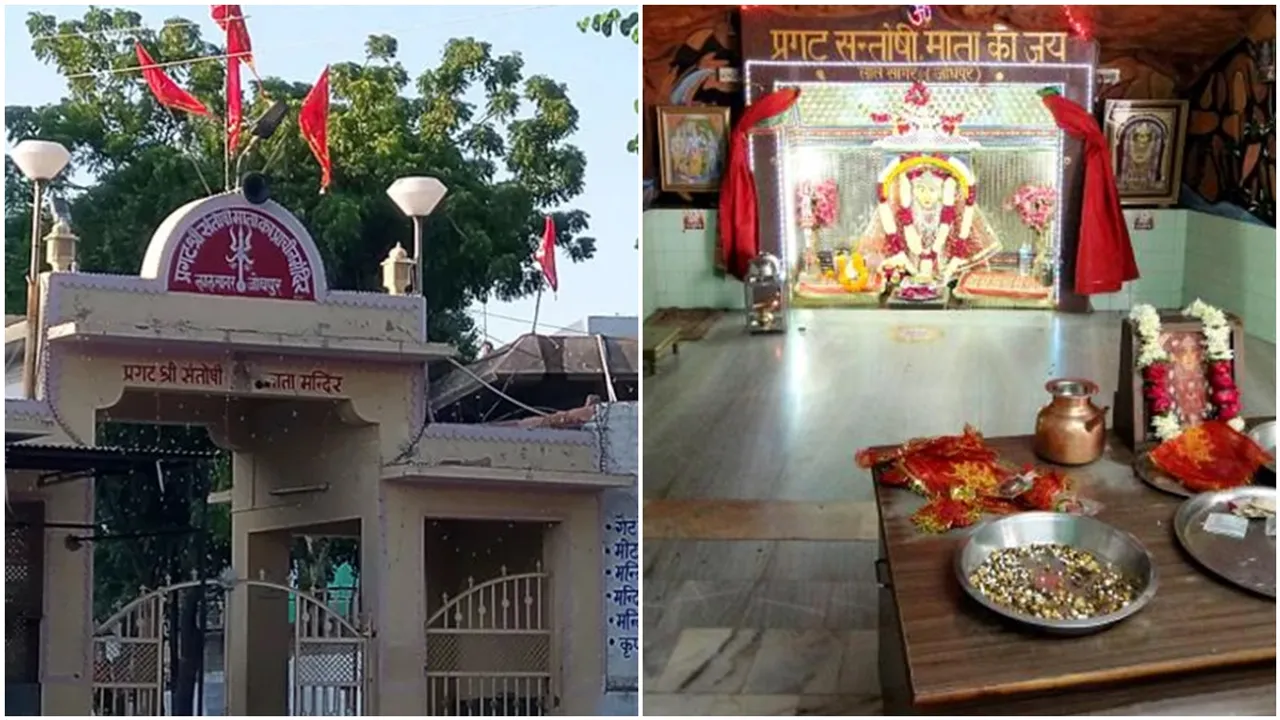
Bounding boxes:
[1149,420,1272,493]
[211,5,254,69]
[856,426,1077,533]
[536,216,559,292]
[299,66,331,192]
[1040,89,1139,295]
[212,5,252,151]
[134,43,210,117]
[717,88,800,280]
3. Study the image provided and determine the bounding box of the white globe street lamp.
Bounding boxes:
[387,176,448,425]
[10,139,71,399]
[387,176,447,341]
[387,177,448,301]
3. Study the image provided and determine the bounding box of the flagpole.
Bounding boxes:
[531,285,543,336]
[223,46,231,192]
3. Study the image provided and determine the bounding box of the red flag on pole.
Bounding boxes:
[535,216,559,293]
[299,66,332,192]
[134,43,210,117]
[211,5,251,151]
[224,38,242,152]
[211,5,254,69]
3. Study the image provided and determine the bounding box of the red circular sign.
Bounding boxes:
[166,206,318,301]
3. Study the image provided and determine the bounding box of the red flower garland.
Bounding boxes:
[1141,358,1240,428]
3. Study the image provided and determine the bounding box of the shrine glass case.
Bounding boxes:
[769,81,1066,309]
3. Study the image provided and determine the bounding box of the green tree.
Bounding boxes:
[7,8,598,331]
[6,8,600,712]
[577,8,639,154]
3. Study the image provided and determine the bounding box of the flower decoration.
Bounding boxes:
[796,178,839,230]
[1185,299,1243,425]
[1130,301,1245,443]
[903,80,931,107]
[1004,183,1057,234]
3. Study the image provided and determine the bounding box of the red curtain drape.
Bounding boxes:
[1040,89,1139,296]
[717,88,801,280]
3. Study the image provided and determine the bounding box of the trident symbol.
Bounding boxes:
[226,223,254,293]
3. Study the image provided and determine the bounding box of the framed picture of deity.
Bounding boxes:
[1103,99,1189,207]
[1114,310,1246,451]
[655,105,731,193]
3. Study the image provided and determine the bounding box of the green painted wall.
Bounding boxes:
[1092,209,1188,313]
[642,209,743,317]
[1182,211,1277,344]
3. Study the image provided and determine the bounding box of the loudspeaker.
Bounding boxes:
[241,172,270,205]
[251,100,289,140]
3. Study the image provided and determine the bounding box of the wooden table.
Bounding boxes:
[872,430,1277,715]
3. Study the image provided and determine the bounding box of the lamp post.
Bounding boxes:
[10,139,71,399]
[386,176,448,338]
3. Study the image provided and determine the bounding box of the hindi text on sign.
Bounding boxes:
[769,25,1069,64]
[168,206,317,301]
[262,369,345,394]
[121,361,225,387]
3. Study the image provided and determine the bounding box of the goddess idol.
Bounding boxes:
[867,153,997,283]
[855,82,1000,289]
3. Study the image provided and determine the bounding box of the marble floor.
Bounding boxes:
[642,309,1277,716]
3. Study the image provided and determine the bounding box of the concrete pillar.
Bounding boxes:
[548,504,605,717]
[364,483,427,715]
[16,473,94,715]
[226,528,292,716]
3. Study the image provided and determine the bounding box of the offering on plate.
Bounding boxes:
[897,279,942,302]
[1228,496,1276,519]
[968,543,1141,620]
[1148,420,1273,493]
[857,425,1092,533]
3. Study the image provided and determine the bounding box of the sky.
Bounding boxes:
[3,3,640,346]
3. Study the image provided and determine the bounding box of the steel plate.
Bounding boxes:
[1133,451,1193,498]
[1174,487,1277,598]
[1247,421,1276,473]
[954,512,1158,635]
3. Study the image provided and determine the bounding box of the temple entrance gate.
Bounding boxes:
[91,579,370,716]
[424,566,555,716]
[8,185,629,715]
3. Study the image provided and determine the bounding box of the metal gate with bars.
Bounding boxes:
[425,565,555,716]
[5,502,45,716]
[91,579,370,716]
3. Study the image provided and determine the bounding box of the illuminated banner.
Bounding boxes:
[742,8,1094,66]
[766,27,1068,64]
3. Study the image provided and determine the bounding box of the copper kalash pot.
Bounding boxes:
[1034,379,1109,466]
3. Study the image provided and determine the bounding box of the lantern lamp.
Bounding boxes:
[744,252,786,334]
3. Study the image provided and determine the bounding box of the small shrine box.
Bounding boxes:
[1114,310,1246,451]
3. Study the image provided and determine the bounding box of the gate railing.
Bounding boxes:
[91,579,371,716]
[424,565,554,716]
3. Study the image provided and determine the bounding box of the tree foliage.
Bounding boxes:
[577,8,639,154]
[6,7,599,344]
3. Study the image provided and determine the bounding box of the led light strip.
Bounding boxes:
[746,59,1098,72]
